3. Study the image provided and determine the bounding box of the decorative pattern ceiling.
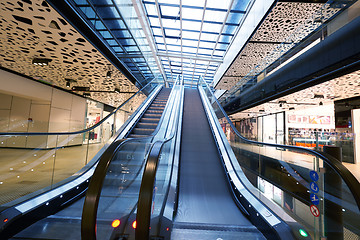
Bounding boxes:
[215,2,325,90]
[0,0,141,107]
[230,69,360,119]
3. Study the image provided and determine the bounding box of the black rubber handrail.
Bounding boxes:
[200,79,360,211]
[136,141,164,239]
[0,78,157,136]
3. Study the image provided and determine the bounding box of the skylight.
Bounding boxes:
[143,0,251,87]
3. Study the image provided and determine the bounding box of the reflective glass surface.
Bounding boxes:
[0,83,155,207]
[199,77,360,240]
[71,0,163,86]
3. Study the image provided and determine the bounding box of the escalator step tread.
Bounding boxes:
[128,134,150,138]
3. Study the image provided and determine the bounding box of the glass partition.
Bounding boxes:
[199,78,360,240]
[0,82,157,207]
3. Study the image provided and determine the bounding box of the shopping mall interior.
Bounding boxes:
[0,0,360,239]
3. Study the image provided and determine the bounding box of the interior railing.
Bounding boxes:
[80,76,183,240]
[199,77,360,240]
[0,79,158,208]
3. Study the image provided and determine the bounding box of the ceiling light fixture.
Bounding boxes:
[314,94,324,99]
[106,71,112,78]
[72,86,90,91]
[32,58,52,66]
[65,78,77,88]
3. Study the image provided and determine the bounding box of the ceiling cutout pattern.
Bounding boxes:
[0,0,140,107]
[230,70,360,119]
[215,1,340,91]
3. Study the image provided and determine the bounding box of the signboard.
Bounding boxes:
[310,182,319,193]
[310,171,319,182]
[310,193,320,205]
[310,205,320,217]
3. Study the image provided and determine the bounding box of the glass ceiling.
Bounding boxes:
[143,0,252,88]
[69,0,253,88]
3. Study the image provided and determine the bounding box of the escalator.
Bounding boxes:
[0,83,175,239]
[128,89,170,138]
[132,78,360,240]
[11,77,360,239]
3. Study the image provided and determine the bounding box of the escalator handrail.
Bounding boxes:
[0,78,158,136]
[200,79,360,211]
[81,138,137,240]
[81,79,181,240]
[135,86,184,240]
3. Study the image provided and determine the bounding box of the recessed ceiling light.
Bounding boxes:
[32,58,52,66]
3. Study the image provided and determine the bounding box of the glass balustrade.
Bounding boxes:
[0,81,157,207]
[199,78,360,240]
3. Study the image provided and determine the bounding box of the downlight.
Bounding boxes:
[32,58,52,66]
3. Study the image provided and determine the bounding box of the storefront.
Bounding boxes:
[85,100,115,144]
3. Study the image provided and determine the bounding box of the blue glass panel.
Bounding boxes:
[106,39,118,45]
[113,30,132,38]
[74,0,88,4]
[232,0,251,12]
[223,24,237,35]
[104,19,126,29]
[227,11,243,24]
[96,7,121,19]
[218,34,232,43]
[100,30,112,38]
[95,20,106,30]
[80,7,96,19]
[113,47,123,52]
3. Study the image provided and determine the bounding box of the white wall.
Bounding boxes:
[0,69,86,148]
[352,109,360,164]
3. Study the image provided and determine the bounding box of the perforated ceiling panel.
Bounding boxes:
[0,0,141,107]
[216,2,324,90]
[230,69,360,119]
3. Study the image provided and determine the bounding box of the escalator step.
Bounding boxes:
[143,113,162,118]
[148,106,165,110]
[128,134,150,138]
[146,110,163,114]
[140,118,160,123]
[132,128,154,134]
[136,122,157,129]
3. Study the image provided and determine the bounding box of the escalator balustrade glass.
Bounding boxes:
[199,78,360,240]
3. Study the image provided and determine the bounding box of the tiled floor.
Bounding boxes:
[0,143,104,205]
